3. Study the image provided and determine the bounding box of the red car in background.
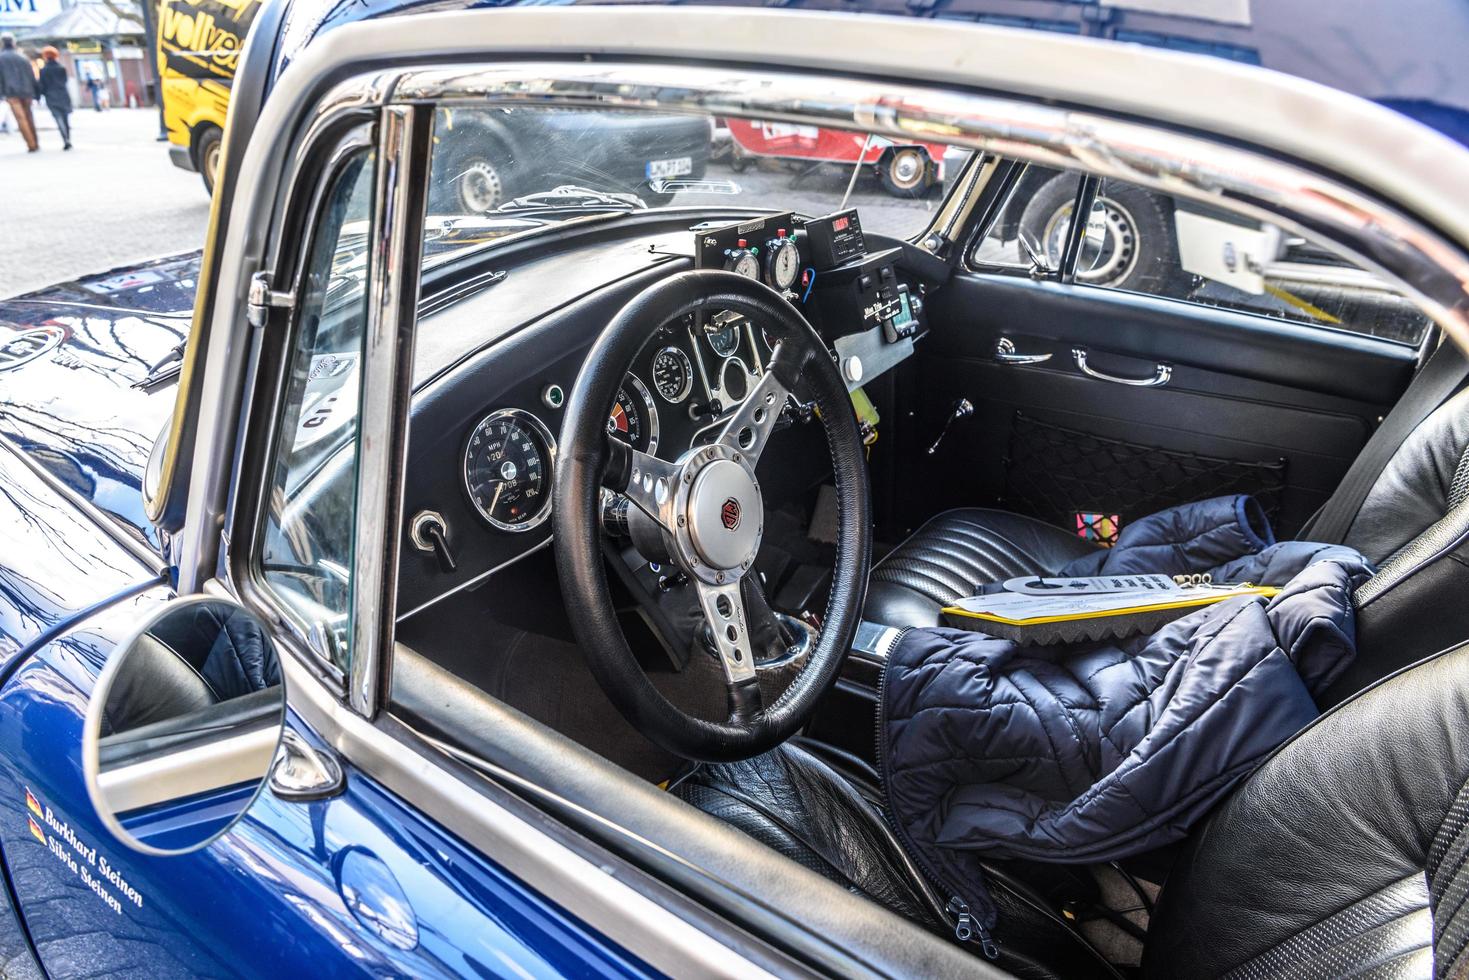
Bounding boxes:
[720,118,950,197]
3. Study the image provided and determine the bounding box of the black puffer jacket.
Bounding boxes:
[36,61,69,112]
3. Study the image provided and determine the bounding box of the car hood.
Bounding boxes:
[0,253,201,553]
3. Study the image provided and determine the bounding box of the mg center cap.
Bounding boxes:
[686,458,761,570]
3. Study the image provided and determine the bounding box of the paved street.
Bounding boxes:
[0,107,210,298]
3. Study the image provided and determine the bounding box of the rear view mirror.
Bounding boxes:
[82,597,286,855]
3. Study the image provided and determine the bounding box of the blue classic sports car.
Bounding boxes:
[0,0,1468,976]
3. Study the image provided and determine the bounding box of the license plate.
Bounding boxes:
[646,156,693,180]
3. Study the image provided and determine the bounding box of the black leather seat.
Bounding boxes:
[680,639,1469,977]
[866,508,1098,628]
[867,388,1469,672]
[674,741,1122,979]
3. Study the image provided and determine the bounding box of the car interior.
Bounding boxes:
[256,99,1469,978]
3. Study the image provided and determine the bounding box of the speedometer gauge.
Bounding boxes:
[652,347,693,403]
[463,408,555,532]
[607,375,659,454]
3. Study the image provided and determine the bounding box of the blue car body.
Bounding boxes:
[0,1,1463,977]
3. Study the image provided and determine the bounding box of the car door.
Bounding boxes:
[889,163,1426,543]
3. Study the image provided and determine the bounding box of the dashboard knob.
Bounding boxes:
[843,355,864,384]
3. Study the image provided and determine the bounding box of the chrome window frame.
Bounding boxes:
[226,119,378,698]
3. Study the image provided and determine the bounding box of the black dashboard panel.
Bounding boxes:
[397,211,934,623]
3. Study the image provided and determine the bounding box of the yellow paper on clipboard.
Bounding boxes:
[942,584,1280,645]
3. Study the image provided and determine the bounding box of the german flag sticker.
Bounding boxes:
[24,788,41,819]
[27,816,44,845]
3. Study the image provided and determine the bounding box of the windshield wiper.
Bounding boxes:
[132,343,185,392]
[495,184,648,214]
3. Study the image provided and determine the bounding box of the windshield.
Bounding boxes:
[423,106,969,263]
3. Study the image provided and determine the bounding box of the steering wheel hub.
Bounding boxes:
[685,456,762,572]
[665,443,764,584]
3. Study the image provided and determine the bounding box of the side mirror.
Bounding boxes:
[82,597,286,855]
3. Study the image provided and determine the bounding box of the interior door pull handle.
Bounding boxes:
[995,337,1052,365]
[1071,347,1172,388]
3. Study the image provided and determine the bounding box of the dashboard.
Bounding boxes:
[396,208,940,622]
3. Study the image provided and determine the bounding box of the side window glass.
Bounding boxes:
[971,165,1082,275]
[1078,176,1431,345]
[259,149,376,671]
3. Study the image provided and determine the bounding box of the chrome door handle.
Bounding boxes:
[995,337,1052,365]
[1071,347,1172,387]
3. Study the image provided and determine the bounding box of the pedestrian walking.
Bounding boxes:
[86,74,103,111]
[0,33,38,152]
[36,47,71,150]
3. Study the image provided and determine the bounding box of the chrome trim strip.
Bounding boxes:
[387,60,1469,352]
[382,9,1469,250]
[348,104,420,718]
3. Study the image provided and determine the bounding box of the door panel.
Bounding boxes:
[890,273,1417,539]
[0,591,655,979]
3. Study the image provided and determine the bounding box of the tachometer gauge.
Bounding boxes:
[607,375,659,454]
[463,408,555,532]
[764,234,800,291]
[652,346,693,403]
[724,244,759,280]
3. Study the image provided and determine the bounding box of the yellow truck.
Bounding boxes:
[156,0,260,193]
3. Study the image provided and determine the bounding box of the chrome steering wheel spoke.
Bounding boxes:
[604,440,680,533]
[694,576,756,684]
[714,359,790,469]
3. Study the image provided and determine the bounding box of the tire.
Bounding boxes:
[196,125,223,196]
[729,152,750,173]
[431,135,514,214]
[878,146,934,198]
[1017,175,1183,292]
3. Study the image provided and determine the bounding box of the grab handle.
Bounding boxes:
[1071,347,1171,388]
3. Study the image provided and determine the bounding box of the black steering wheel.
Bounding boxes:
[553,270,871,761]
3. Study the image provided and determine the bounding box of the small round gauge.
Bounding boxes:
[652,346,693,403]
[764,236,800,291]
[724,246,760,279]
[607,375,659,454]
[463,408,555,532]
[707,319,742,358]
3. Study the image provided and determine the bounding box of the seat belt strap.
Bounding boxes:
[1306,340,1469,544]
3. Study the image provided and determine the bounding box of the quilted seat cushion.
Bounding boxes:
[867,509,1097,628]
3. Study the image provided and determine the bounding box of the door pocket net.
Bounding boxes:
[1002,412,1287,546]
